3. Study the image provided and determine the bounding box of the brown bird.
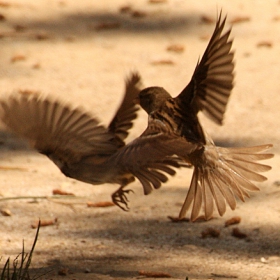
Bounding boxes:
[0,73,189,210]
[137,13,274,220]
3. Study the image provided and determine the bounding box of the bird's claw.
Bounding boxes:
[112,188,134,211]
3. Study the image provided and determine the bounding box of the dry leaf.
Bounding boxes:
[230,16,250,24]
[87,201,115,208]
[232,227,247,239]
[52,189,75,196]
[10,54,26,63]
[34,32,50,40]
[200,15,214,24]
[138,270,171,278]
[256,41,273,48]
[201,227,220,238]
[149,0,167,3]
[272,15,280,21]
[119,5,132,13]
[131,10,147,18]
[0,14,6,21]
[166,44,184,53]
[151,59,175,65]
[0,165,27,171]
[0,2,11,7]
[95,22,121,31]
[225,216,241,227]
[167,216,190,223]
[31,218,58,229]
[32,63,41,69]
[200,35,211,41]
[1,208,12,216]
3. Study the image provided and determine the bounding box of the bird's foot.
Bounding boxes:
[111,187,134,211]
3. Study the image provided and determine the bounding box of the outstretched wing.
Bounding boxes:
[176,12,234,125]
[179,142,273,221]
[0,94,116,164]
[111,118,199,195]
[108,72,142,147]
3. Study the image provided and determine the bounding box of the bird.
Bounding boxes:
[0,72,191,211]
[137,13,274,221]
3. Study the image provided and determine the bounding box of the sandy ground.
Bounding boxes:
[0,0,280,279]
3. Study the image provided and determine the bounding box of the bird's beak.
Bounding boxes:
[134,96,140,105]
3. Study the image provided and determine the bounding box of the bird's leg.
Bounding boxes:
[111,178,135,211]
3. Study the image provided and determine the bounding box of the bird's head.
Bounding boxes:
[137,87,171,114]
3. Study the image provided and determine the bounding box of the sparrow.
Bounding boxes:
[137,13,274,220]
[0,72,190,210]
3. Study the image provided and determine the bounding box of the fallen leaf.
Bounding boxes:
[200,15,214,24]
[256,41,273,48]
[148,0,168,4]
[0,166,27,171]
[138,270,171,278]
[34,32,50,40]
[199,35,211,41]
[166,44,185,53]
[119,5,132,13]
[0,14,6,21]
[32,63,41,69]
[0,2,10,7]
[131,10,147,18]
[151,59,175,65]
[231,227,247,239]
[31,218,58,229]
[1,208,12,216]
[272,15,280,21]
[201,227,220,238]
[225,216,241,227]
[52,189,75,196]
[10,54,26,63]
[230,16,250,24]
[87,201,115,208]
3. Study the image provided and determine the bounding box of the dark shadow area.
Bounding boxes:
[1,10,208,41]
[18,204,280,279]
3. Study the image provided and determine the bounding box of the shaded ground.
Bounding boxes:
[0,1,280,279]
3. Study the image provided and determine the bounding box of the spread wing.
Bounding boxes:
[179,140,273,221]
[111,118,199,195]
[176,12,234,125]
[108,72,142,147]
[0,94,116,164]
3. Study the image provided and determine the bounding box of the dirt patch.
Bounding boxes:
[0,1,280,279]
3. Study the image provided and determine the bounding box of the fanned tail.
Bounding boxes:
[179,144,274,221]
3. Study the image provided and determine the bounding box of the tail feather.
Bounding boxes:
[224,160,269,182]
[201,170,214,220]
[212,168,237,210]
[218,144,273,154]
[179,144,273,221]
[190,170,202,221]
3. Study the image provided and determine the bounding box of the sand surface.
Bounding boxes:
[0,0,280,279]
